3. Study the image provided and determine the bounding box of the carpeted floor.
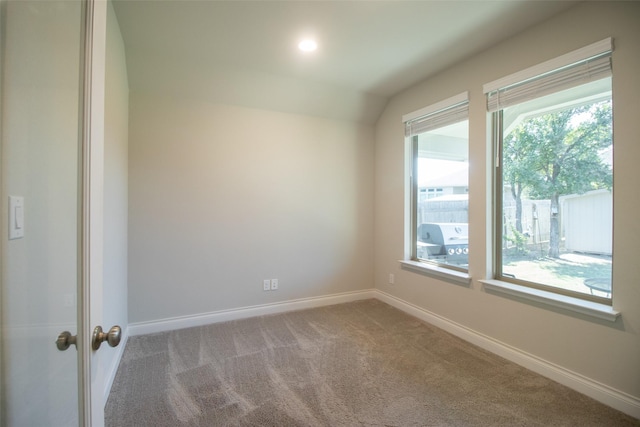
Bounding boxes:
[105,299,638,426]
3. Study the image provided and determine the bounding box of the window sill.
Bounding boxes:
[480,279,620,322]
[399,260,472,286]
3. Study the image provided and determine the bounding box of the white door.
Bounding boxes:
[0,0,111,425]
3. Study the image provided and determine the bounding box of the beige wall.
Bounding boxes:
[128,94,374,323]
[375,1,640,400]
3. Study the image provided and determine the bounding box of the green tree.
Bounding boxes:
[503,101,612,258]
[503,122,540,235]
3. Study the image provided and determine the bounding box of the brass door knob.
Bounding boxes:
[91,325,122,351]
[56,331,77,351]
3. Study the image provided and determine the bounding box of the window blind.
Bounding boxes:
[485,39,613,112]
[404,93,469,137]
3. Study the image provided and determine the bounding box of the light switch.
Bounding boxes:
[15,205,24,229]
[9,196,24,240]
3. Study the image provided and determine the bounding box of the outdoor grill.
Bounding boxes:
[417,223,469,264]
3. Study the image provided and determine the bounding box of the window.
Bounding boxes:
[486,39,613,303]
[404,93,469,272]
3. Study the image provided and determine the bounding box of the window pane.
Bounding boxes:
[499,77,612,299]
[414,120,469,269]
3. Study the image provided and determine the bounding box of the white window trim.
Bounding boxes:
[403,92,470,282]
[399,260,471,286]
[486,39,615,307]
[480,279,620,322]
[402,91,469,123]
[483,38,612,94]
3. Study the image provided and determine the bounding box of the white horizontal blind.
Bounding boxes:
[485,39,612,112]
[404,94,469,137]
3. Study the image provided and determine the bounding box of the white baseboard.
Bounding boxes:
[128,289,376,337]
[373,289,640,420]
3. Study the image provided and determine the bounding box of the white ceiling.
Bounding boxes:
[113,0,579,124]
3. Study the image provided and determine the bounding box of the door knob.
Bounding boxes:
[91,325,122,351]
[56,331,77,351]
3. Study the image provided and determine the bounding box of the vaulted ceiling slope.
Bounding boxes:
[113,1,579,124]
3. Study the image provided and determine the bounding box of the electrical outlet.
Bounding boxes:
[263,279,271,291]
[271,279,279,290]
[389,273,395,284]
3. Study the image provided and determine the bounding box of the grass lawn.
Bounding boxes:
[502,252,612,297]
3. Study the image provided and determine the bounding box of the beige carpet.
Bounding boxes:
[105,299,638,426]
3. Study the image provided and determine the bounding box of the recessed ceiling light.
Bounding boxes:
[298,39,318,52]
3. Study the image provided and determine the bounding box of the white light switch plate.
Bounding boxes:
[9,196,24,240]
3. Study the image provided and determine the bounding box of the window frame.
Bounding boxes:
[487,39,614,305]
[403,92,470,275]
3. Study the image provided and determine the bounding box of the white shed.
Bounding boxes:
[561,189,612,255]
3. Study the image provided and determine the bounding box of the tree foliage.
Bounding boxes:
[503,101,612,258]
